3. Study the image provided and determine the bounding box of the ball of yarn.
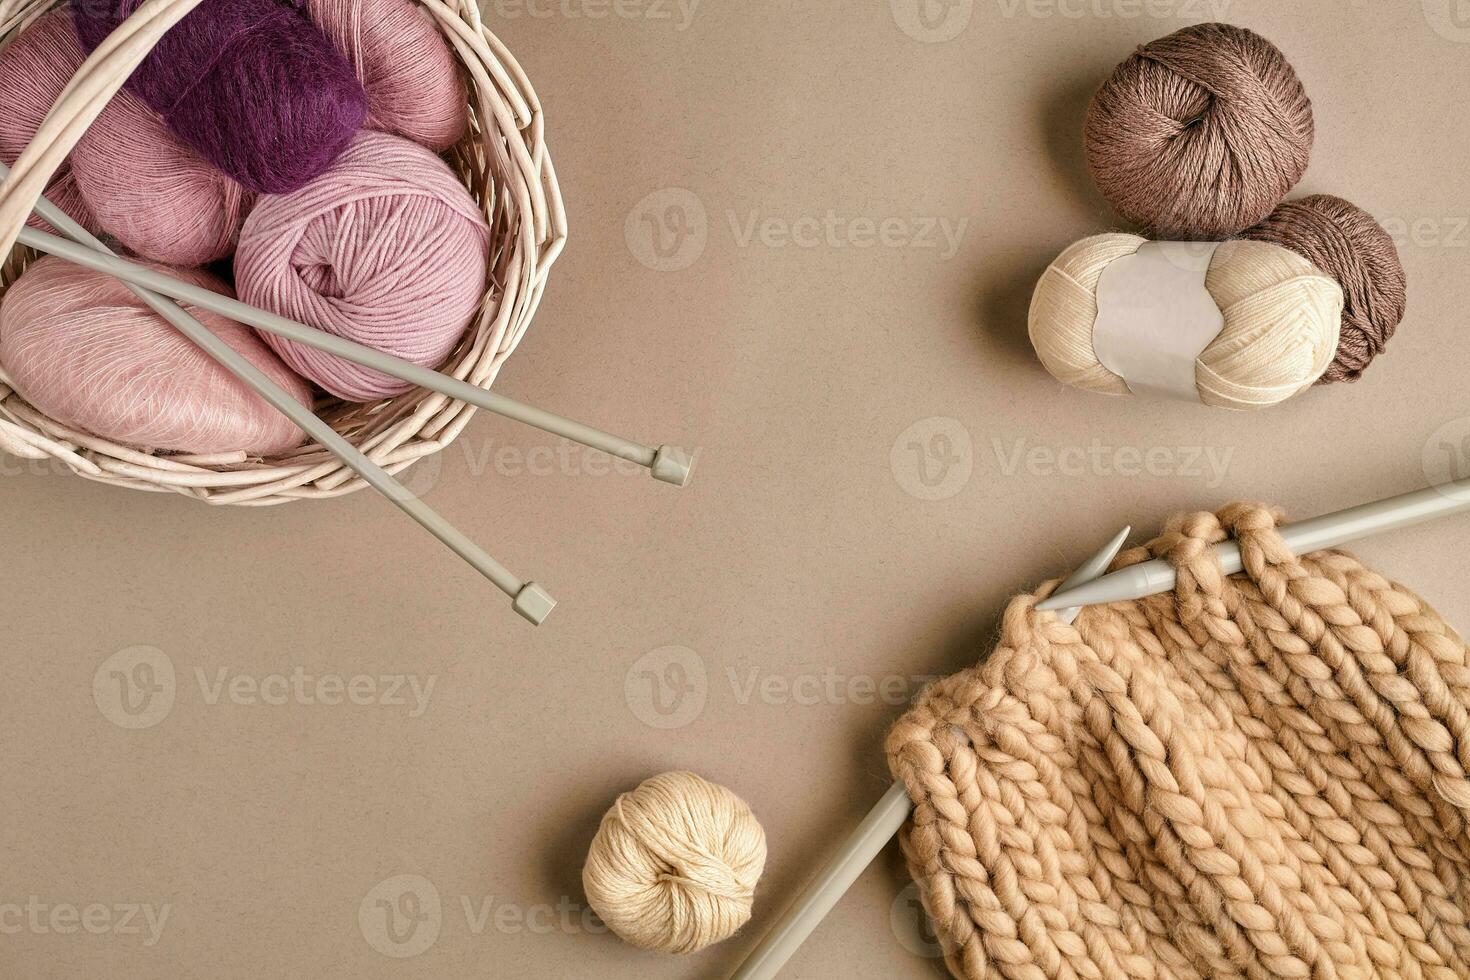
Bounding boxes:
[0,10,98,234]
[0,257,310,456]
[1085,23,1314,239]
[71,87,254,266]
[582,772,767,955]
[1243,194,1406,384]
[72,0,369,195]
[304,0,469,151]
[235,130,490,403]
[1028,235,1343,410]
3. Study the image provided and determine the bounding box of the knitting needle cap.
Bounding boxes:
[651,445,694,487]
[513,583,557,625]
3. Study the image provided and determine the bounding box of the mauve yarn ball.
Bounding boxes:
[1085,23,1314,239]
[0,10,98,234]
[0,257,310,456]
[235,130,491,403]
[72,0,369,195]
[1244,194,1407,384]
[304,0,469,151]
[72,86,254,266]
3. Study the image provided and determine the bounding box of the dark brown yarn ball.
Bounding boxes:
[1243,195,1406,385]
[1085,23,1314,239]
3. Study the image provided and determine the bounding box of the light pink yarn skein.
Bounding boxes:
[0,257,310,456]
[304,0,469,151]
[235,130,490,403]
[71,86,255,266]
[0,10,97,233]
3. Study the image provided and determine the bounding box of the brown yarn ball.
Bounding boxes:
[1242,194,1406,385]
[1085,23,1314,239]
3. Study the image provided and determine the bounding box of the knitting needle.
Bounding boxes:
[1037,475,1470,611]
[10,228,693,488]
[9,171,556,626]
[730,525,1132,980]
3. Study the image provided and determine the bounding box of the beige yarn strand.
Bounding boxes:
[888,505,1470,980]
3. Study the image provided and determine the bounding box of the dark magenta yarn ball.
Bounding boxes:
[72,0,368,195]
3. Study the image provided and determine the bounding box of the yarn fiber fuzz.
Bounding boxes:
[1085,23,1314,239]
[72,0,369,195]
[887,504,1470,980]
[0,9,98,234]
[235,130,491,403]
[304,0,469,150]
[582,771,767,955]
[0,257,310,456]
[71,86,254,266]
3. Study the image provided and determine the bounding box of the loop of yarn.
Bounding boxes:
[1244,194,1407,384]
[0,257,310,456]
[582,771,767,955]
[303,0,469,151]
[1085,22,1314,239]
[71,86,254,266]
[887,504,1470,980]
[1028,235,1342,409]
[71,0,369,195]
[0,10,98,234]
[234,130,491,403]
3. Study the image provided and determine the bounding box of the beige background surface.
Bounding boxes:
[3,1,1470,977]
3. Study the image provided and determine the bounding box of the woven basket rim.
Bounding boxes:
[0,0,566,505]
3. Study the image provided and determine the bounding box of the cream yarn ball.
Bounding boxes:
[582,771,766,955]
[1028,235,1344,410]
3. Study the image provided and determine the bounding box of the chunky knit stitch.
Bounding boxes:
[887,504,1470,980]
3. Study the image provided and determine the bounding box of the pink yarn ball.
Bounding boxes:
[0,257,311,456]
[72,86,255,266]
[0,10,98,234]
[235,130,490,403]
[305,0,469,151]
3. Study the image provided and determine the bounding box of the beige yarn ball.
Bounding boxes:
[1028,235,1344,410]
[582,771,766,955]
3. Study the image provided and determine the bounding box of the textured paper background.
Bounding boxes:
[3,2,1469,977]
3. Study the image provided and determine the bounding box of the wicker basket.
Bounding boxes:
[0,0,565,505]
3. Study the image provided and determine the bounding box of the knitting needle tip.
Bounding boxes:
[1036,524,1131,612]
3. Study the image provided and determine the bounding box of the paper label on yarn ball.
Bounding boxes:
[1093,241,1224,402]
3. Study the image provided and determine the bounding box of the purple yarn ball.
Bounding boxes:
[72,0,368,195]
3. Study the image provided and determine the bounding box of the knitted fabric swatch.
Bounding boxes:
[887,504,1470,980]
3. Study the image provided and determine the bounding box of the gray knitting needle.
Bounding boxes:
[1037,475,1470,611]
[8,167,555,625]
[12,227,692,488]
[730,525,1132,980]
